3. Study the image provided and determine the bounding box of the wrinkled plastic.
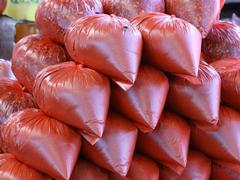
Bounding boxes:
[81,112,138,176]
[137,111,190,175]
[165,0,220,38]
[35,0,103,44]
[0,59,16,80]
[109,154,160,180]
[167,61,221,130]
[0,0,6,14]
[111,64,169,133]
[0,79,35,124]
[191,106,240,165]
[132,13,201,77]
[212,162,240,180]
[202,21,240,62]
[0,153,51,180]
[102,0,165,20]
[0,108,81,179]
[232,14,240,27]
[211,59,240,112]
[160,150,211,180]
[65,14,142,90]
[33,61,110,145]
[71,159,108,180]
[12,34,68,93]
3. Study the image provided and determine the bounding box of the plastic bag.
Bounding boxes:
[71,159,108,180]
[0,108,81,179]
[167,61,221,130]
[0,79,35,124]
[131,13,201,77]
[165,0,220,38]
[137,111,190,175]
[202,21,240,62]
[33,61,110,144]
[0,0,6,14]
[160,150,211,180]
[102,0,165,20]
[211,59,240,112]
[0,59,16,80]
[12,34,68,93]
[35,0,103,44]
[0,153,51,180]
[65,14,142,90]
[191,106,240,166]
[212,162,240,180]
[109,154,160,180]
[111,64,169,133]
[81,112,138,176]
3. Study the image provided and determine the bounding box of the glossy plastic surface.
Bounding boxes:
[35,0,103,44]
[212,162,240,180]
[111,64,169,133]
[0,108,81,179]
[0,59,16,80]
[132,13,201,76]
[33,61,110,145]
[137,111,190,175]
[165,0,220,38]
[81,112,138,177]
[167,61,221,129]
[12,34,68,93]
[65,14,142,90]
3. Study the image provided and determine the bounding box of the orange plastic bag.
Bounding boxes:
[81,112,138,176]
[65,14,142,90]
[132,13,201,76]
[111,64,169,133]
[0,59,16,80]
[0,108,81,179]
[137,111,190,175]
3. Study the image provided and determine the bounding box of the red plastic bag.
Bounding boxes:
[0,153,51,180]
[132,13,201,77]
[111,64,169,133]
[191,106,240,166]
[167,61,221,129]
[165,0,220,38]
[212,162,240,180]
[71,159,108,180]
[35,0,103,44]
[211,59,240,112]
[0,59,16,80]
[137,111,190,175]
[0,0,6,14]
[202,21,240,62]
[81,112,138,176]
[0,108,81,179]
[109,154,160,180]
[0,79,35,124]
[12,34,68,93]
[160,150,211,180]
[33,61,110,144]
[65,14,142,90]
[102,0,165,20]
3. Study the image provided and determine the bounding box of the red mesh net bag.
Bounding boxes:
[35,0,103,44]
[81,112,138,177]
[0,59,16,80]
[132,13,201,76]
[0,108,81,179]
[109,154,160,180]
[137,111,190,175]
[166,61,221,130]
[165,0,220,38]
[211,59,240,112]
[191,106,240,166]
[202,21,240,62]
[0,153,51,180]
[102,0,165,20]
[212,162,240,180]
[160,150,212,180]
[71,159,108,180]
[33,61,110,145]
[0,79,36,124]
[111,64,169,133]
[65,14,142,90]
[12,34,68,93]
